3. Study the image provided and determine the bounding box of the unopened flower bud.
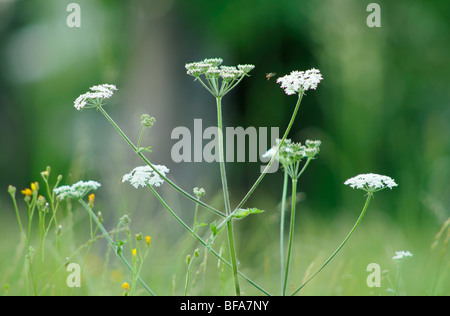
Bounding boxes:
[193,187,206,199]
[185,254,191,265]
[135,232,142,241]
[8,185,16,196]
[97,211,103,223]
[141,114,155,128]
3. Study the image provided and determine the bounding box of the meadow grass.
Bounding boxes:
[1,60,448,297]
[1,191,447,296]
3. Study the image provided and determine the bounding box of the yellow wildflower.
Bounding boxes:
[88,193,95,207]
[31,182,39,192]
[121,282,130,291]
[21,188,32,197]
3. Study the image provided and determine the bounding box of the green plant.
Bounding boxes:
[7,58,404,296]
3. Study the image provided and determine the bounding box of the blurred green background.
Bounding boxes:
[0,0,448,295]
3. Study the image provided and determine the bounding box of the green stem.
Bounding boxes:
[193,200,200,233]
[216,96,240,296]
[280,169,289,294]
[283,178,298,296]
[41,175,62,262]
[10,192,26,242]
[97,106,226,218]
[394,263,401,296]
[291,192,373,295]
[137,126,145,150]
[234,92,304,211]
[78,199,156,296]
[147,184,270,296]
[9,192,36,295]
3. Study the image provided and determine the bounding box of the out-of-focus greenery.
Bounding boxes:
[0,0,448,295]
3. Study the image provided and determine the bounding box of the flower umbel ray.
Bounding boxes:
[185,57,255,97]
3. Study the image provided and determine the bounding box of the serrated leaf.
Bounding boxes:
[248,208,264,214]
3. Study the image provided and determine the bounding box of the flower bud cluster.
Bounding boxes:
[263,138,321,166]
[185,58,254,97]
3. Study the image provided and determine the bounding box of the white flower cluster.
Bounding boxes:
[53,180,101,200]
[185,58,254,83]
[344,173,398,192]
[276,68,323,95]
[263,138,321,165]
[392,250,413,262]
[74,84,117,110]
[122,165,169,189]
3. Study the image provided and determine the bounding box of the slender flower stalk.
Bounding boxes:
[77,199,156,296]
[77,85,268,294]
[234,91,305,211]
[216,96,240,296]
[147,183,270,295]
[279,169,289,292]
[186,58,256,296]
[52,180,156,295]
[291,173,398,295]
[71,64,323,296]
[392,250,413,296]
[283,178,298,296]
[292,192,373,295]
[263,138,319,295]
[95,105,225,218]
[281,158,314,295]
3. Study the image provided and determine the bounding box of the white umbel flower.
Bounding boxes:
[54,180,101,200]
[276,68,323,95]
[74,84,117,110]
[392,250,413,262]
[344,173,398,192]
[185,57,254,97]
[122,165,169,189]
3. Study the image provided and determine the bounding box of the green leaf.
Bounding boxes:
[248,208,264,214]
[232,208,264,219]
[210,221,217,236]
[114,240,125,256]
